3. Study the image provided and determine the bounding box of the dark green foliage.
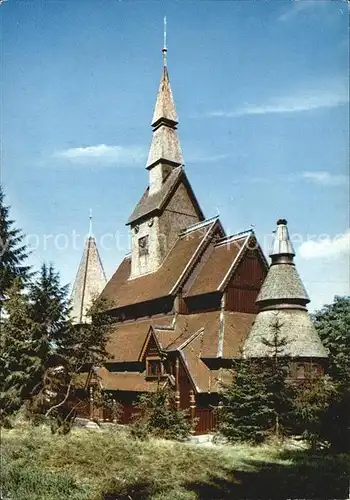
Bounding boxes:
[0,279,41,426]
[24,263,73,420]
[292,376,335,450]
[25,266,113,432]
[217,359,275,443]
[313,296,350,384]
[131,386,194,441]
[0,186,30,303]
[312,296,350,452]
[218,316,294,443]
[261,315,294,439]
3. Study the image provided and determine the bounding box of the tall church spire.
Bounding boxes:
[146,20,183,193]
[71,215,107,324]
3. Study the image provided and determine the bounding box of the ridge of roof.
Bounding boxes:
[169,217,221,295]
[215,229,254,247]
[180,215,220,235]
[175,327,204,351]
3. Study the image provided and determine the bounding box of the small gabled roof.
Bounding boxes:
[100,217,220,311]
[71,236,107,324]
[106,317,172,362]
[126,167,204,225]
[184,232,251,297]
[184,231,268,298]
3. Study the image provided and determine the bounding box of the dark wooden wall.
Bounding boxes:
[225,250,267,313]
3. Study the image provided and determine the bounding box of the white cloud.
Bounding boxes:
[240,171,348,188]
[55,144,146,166]
[301,171,348,187]
[208,86,348,118]
[299,231,350,260]
[278,0,330,22]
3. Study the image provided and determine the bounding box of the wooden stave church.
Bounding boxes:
[71,48,328,434]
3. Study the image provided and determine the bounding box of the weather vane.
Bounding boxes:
[162,16,167,66]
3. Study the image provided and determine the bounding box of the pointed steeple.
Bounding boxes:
[243,219,328,359]
[71,216,107,324]
[151,66,178,127]
[146,20,183,191]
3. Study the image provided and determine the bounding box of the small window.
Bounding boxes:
[296,363,305,379]
[146,358,163,378]
[138,235,149,256]
[311,364,321,378]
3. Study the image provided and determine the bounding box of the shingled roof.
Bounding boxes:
[244,219,328,360]
[104,309,255,393]
[152,66,178,126]
[127,167,204,225]
[256,219,309,307]
[71,235,107,324]
[100,218,219,310]
[243,309,328,359]
[184,232,254,297]
[95,366,160,392]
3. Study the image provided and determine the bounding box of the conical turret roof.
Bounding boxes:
[71,234,107,324]
[243,219,328,359]
[256,219,309,308]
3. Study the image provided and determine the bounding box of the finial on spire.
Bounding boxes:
[162,16,167,66]
[89,208,93,237]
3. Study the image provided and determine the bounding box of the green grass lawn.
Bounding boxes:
[1,423,349,500]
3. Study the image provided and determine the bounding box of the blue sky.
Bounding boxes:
[1,0,349,310]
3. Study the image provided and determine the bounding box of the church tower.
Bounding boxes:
[71,214,107,324]
[244,219,328,363]
[126,27,204,278]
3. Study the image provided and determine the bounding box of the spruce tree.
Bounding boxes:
[0,187,30,303]
[25,263,73,418]
[26,265,112,431]
[312,296,350,452]
[0,279,40,425]
[131,386,193,441]
[292,375,335,450]
[261,315,294,439]
[217,358,274,444]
